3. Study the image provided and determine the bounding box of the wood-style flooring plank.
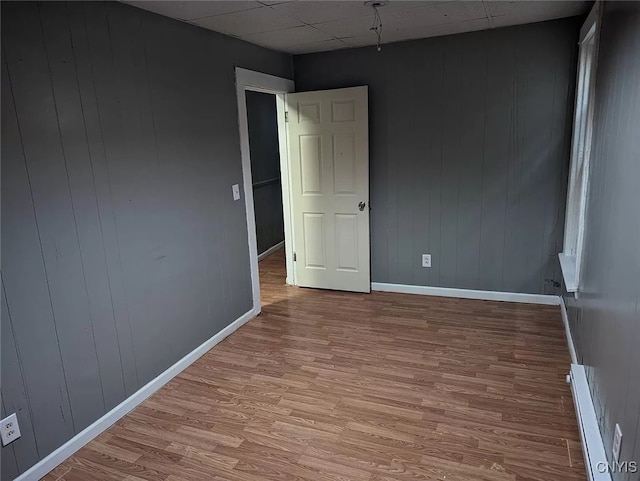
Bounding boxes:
[43,249,585,481]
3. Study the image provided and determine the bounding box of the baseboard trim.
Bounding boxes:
[560,297,578,364]
[371,282,560,305]
[258,240,285,261]
[15,308,257,481]
[570,364,611,481]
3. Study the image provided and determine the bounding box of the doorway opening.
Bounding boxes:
[245,90,285,263]
[235,68,295,316]
[236,69,371,315]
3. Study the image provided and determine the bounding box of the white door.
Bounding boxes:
[286,86,370,293]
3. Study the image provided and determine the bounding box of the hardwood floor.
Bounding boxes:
[44,249,585,481]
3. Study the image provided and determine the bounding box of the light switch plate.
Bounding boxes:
[232,184,240,201]
[1,413,21,446]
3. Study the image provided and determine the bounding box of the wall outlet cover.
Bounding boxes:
[1,413,21,446]
[232,184,241,201]
[421,254,431,268]
[612,423,622,462]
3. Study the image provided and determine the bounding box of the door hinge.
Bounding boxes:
[285,111,289,123]
[293,252,296,262]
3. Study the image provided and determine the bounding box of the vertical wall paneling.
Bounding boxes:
[477,33,513,291]
[426,43,445,289]
[4,0,106,433]
[1,278,40,474]
[294,18,580,294]
[410,42,432,287]
[438,35,464,288]
[107,1,169,387]
[67,2,139,398]
[0,400,19,481]
[1,29,75,457]
[563,4,640,480]
[455,37,487,290]
[387,45,415,285]
[40,1,126,414]
[367,53,389,284]
[0,1,293,477]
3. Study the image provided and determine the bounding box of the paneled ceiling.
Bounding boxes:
[124,1,589,54]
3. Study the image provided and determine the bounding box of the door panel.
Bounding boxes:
[302,213,326,269]
[335,214,359,271]
[287,86,369,293]
[333,135,357,194]
[300,135,322,194]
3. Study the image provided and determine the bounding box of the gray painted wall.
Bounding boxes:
[564,3,640,479]
[246,90,285,255]
[0,2,291,478]
[295,18,580,295]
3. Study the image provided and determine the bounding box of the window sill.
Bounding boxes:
[558,253,578,293]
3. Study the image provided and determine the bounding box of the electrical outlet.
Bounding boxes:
[421,254,431,268]
[1,413,21,446]
[232,184,240,201]
[612,423,622,462]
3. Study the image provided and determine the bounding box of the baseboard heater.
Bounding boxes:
[569,364,611,481]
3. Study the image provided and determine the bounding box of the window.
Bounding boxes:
[559,2,602,294]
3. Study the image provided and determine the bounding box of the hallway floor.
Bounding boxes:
[44,249,585,481]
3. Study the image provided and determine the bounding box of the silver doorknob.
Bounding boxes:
[358,201,366,211]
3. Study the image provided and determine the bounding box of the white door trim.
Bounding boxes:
[235,68,295,315]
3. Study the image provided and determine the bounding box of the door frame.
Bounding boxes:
[235,67,295,315]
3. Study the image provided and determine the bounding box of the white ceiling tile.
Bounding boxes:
[486,0,531,17]
[286,38,349,54]
[380,1,459,10]
[126,1,261,21]
[193,6,303,36]
[381,1,487,28]
[387,17,491,41]
[340,16,490,48]
[312,1,487,39]
[243,25,334,49]
[125,1,590,55]
[312,14,377,38]
[340,34,381,48]
[486,1,586,18]
[258,0,295,4]
[270,1,371,25]
[489,1,589,28]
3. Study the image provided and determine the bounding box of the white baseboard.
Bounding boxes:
[560,296,578,364]
[371,282,560,306]
[570,364,611,481]
[15,308,257,481]
[258,240,285,261]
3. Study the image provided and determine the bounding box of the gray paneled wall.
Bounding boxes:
[246,90,285,255]
[564,3,640,479]
[295,18,580,295]
[0,2,292,478]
